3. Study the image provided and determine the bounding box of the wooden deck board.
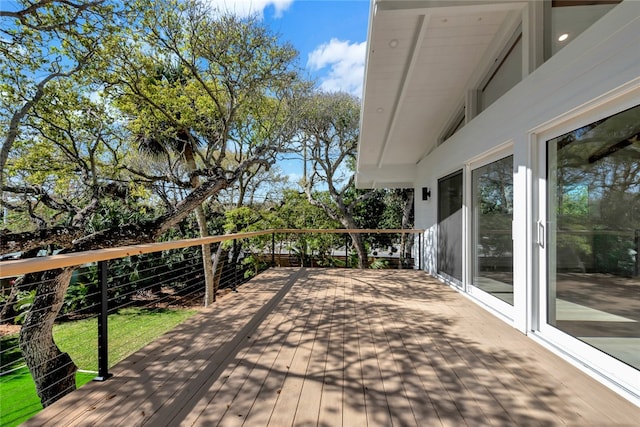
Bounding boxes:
[169,269,305,426]
[352,274,394,427]
[267,271,331,427]
[290,273,335,426]
[23,268,640,427]
[212,270,313,426]
[359,277,418,427]
[340,272,368,427]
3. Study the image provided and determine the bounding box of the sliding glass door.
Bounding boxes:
[542,103,640,376]
[471,156,514,306]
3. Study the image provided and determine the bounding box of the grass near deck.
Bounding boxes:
[0,307,197,427]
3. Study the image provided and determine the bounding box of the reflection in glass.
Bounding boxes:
[472,156,514,305]
[438,171,463,282]
[547,104,640,369]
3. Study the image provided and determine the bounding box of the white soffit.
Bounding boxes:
[357,0,526,187]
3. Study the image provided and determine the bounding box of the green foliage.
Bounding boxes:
[351,189,386,228]
[242,255,268,279]
[86,198,158,234]
[13,290,36,325]
[275,190,339,230]
[224,206,264,233]
[62,266,100,315]
[107,0,301,186]
[108,251,199,306]
[370,259,391,269]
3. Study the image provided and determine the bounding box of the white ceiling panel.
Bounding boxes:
[357,0,526,187]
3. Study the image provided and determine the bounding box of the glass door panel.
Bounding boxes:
[546,104,640,370]
[472,156,514,305]
[438,170,463,283]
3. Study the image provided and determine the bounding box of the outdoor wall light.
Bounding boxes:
[558,33,569,42]
[422,187,431,201]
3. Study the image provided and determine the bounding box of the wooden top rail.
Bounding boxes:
[277,229,424,235]
[0,228,424,277]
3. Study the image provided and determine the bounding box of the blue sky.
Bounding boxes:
[206,1,371,187]
[208,0,370,97]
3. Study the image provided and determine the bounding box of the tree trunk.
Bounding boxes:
[195,205,215,307]
[335,214,369,269]
[0,282,19,323]
[19,268,77,407]
[183,145,215,307]
[348,232,369,269]
[400,189,414,268]
[210,243,227,302]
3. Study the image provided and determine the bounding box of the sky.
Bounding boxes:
[206,0,371,98]
[205,1,371,187]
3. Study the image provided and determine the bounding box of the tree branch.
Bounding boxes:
[1,226,81,253]
[0,1,105,31]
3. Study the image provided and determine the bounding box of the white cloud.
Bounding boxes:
[307,38,366,98]
[204,0,294,19]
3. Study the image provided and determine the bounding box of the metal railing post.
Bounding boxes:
[635,229,639,277]
[233,239,238,292]
[418,232,423,271]
[345,234,349,268]
[94,260,112,381]
[271,232,276,267]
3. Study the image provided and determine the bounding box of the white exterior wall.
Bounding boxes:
[414,1,640,396]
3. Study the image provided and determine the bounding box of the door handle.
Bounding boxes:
[538,221,545,248]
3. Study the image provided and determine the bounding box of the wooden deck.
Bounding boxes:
[25,268,640,426]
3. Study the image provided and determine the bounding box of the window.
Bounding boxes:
[480,31,522,112]
[439,106,465,145]
[548,0,621,56]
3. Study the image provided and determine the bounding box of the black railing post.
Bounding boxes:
[271,232,276,267]
[635,229,639,277]
[232,239,238,292]
[94,260,112,381]
[345,234,349,268]
[418,232,423,271]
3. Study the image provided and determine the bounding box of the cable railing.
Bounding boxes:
[0,228,423,426]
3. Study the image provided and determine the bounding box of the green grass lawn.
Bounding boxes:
[0,367,95,427]
[0,307,197,426]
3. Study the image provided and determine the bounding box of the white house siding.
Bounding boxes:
[414,1,640,402]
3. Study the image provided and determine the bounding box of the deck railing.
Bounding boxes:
[0,228,423,426]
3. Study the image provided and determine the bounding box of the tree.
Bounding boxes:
[298,92,373,268]
[0,0,117,189]
[3,77,153,408]
[119,62,218,306]
[269,189,342,266]
[1,0,302,407]
[106,1,301,304]
[353,188,415,266]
